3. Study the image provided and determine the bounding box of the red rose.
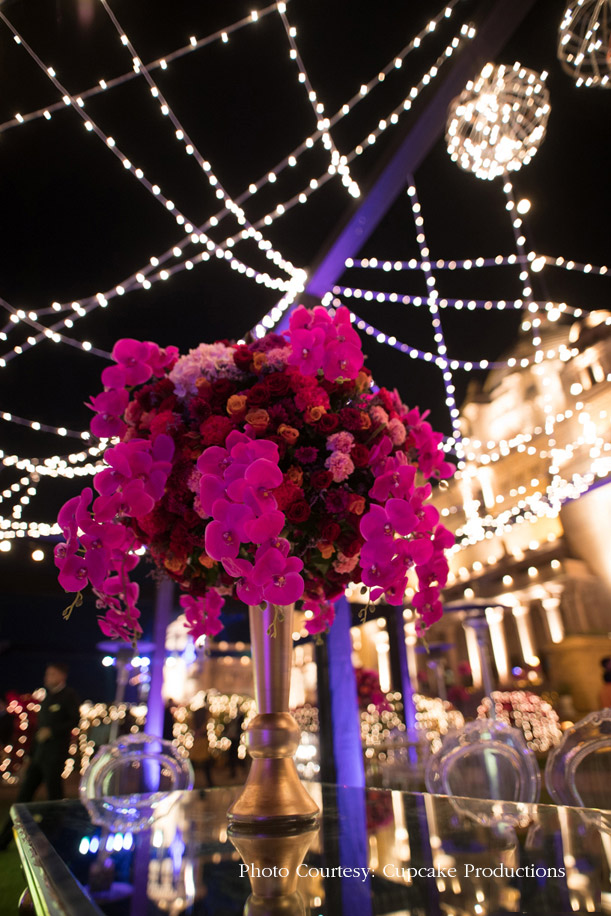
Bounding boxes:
[310,470,333,489]
[289,371,317,394]
[154,378,176,401]
[189,399,212,424]
[137,506,172,537]
[378,388,395,412]
[317,413,340,433]
[321,521,341,541]
[295,386,330,411]
[159,395,178,413]
[233,344,254,371]
[340,536,363,558]
[246,383,269,406]
[266,373,291,396]
[200,415,233,445]
[338,407,362,430]
[351,443,370,467]
[286,500,311,523]
[149,410,178,438]
[212,379,237,400]
[266,434,288,459]
[274,479,304,510]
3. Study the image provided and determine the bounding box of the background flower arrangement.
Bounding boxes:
[55,305,454,644]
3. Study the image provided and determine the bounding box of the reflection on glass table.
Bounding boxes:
[81,733,195,834]
[11,782,611,915]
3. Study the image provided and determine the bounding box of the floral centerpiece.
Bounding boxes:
[55,304,454,644]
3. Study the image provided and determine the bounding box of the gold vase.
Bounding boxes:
[229,824,317,915]
[227,603,319,827]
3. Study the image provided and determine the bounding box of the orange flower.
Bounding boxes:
[356,369,371,393]
[245,408,270,431]
[347,494,366,515]
[286,465,303,486]
[253,352,268,372]
[226,394,248,418]
[306,405,326,423]
[198,553,216,569]
[278,423,300,444]
[359,412,372,430]
[164,554,187,574]
[317,541,335,559]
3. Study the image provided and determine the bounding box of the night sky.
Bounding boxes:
[0,0,609,695]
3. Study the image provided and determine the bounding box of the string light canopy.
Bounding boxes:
[0,3,474,370]
[558,0,611,87]
[446,62,551,180]
[0,0,609,552]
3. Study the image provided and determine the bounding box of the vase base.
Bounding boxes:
[227,812,319,833]
[227,756,319,828]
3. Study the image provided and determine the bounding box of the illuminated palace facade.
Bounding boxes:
[423,311,611,712]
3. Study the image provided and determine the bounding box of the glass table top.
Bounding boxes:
[11,783,611,915]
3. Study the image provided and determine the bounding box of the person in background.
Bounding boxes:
[163,698,175,742]
[0,693,14,747]
[0,662,80,850]
[599,657,611,708]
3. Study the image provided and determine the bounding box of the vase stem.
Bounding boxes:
[249,603,292,714]
[227,602,319,827]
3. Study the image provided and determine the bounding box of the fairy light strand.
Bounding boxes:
[248,22,476,337]
[333,287,583,319]
[0,411,89,440]
[347,253,611,276]
[277,3,360,199]
[329,299,582,371]
[0,7,472,364]
[406,179,462,447]
[196,0,468,241]
[239,25,477,243]
[0,3,284,135]
[98,0,299,280]
[0,17,472,366]
[502,179,540,345]
[0,10,298,304]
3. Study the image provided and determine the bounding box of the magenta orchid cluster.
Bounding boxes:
[287,304,363,381]
[198,431,304,607]
[55,303,454,644]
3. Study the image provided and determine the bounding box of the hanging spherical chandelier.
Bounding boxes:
[446,62,551,181]
[558,0,611,87]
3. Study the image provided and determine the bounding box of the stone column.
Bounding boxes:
[512,603,538,666]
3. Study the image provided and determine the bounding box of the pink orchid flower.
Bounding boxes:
[222,557,264,606]
[98,608,143,641]
[204,500,254,561]
[237,458,283,515]
[251,547,304,604]
[323,338,363,382]
[369,464,416,503]
[243,509,285,544]
[111,339,154,386]
[303,599,335,635]
[288,327,326,376]
[87,388,129,439]
[180,592,225,641]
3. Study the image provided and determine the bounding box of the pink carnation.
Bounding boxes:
[333,553,359,574]
[326,431,354,454]
[325,451,355,482]
[370,406,389,427]
[261,347,289,371]
[387,417,407,446]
